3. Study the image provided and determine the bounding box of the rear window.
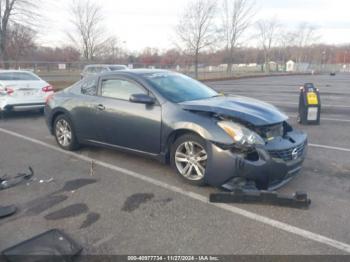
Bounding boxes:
[0,72,40,81]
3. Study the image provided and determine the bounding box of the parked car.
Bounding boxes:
[0,70,54,112]
[80,64,128,79]
[45,70,308,190]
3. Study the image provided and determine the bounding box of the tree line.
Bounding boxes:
[1,0,350,76]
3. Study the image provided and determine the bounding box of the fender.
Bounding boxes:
[47,107,75,134]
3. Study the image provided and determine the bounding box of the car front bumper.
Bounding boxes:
[204,130,308,190]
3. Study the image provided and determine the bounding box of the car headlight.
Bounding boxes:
[218,121,265,146]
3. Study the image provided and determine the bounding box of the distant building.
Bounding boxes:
[268,61,278,71]
[286,60,310,72]
[286,60,296,72]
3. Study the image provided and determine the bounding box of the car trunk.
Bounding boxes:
[1,80,48,100]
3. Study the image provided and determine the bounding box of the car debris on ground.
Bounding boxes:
[0,167,34,190]
[0,205,17,219]
[1,229,82,262]
[210,188,311,209]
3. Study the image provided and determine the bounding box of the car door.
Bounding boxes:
[70,77,100,141]
[94,76,162,154]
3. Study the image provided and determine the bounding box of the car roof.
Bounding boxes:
[85,64,126,68]
[101,69,170,77]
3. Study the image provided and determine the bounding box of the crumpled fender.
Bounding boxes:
[163,106,234,146]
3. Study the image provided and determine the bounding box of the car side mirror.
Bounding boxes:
[129,94,155,105]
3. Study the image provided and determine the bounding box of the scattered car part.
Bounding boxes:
[209,188,311,209]
[298,83,321,125]
[1,229,82,262]
[0,167,34,190]
[0,205,17,219]
[39,178,54,184]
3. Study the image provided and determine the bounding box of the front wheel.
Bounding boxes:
[170,134,208,186]
[54,115,80,151]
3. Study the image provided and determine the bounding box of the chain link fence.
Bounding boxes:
[1,61,349,90]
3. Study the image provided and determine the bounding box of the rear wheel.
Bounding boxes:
[171,134,208,186]
[54,115,79,151]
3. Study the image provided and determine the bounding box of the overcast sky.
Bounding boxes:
[39,0,350,52]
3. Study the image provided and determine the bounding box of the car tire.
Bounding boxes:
[170,133,208,186]
[54,114,80,151]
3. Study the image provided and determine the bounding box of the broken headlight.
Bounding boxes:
[218,121,265,146]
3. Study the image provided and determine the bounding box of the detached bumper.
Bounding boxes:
[204,130,308,190]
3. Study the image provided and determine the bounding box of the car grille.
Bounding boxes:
[268,142,306,161]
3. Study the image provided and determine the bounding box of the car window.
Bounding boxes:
[100,67,109,73]
[100,79,146,100]
[108,65,127,71]
[0,72,40,81]
[94,67,104,73]
[86,67,95,73]
[81,77,97,95]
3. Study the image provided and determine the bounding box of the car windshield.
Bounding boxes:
[0,72,40,81]
[144,73,218,103]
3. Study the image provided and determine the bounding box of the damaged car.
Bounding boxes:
[45,70,307,190]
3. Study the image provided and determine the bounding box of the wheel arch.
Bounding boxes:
[50,108,73,130]
[164,128,204,164]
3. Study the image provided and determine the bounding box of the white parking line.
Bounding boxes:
[288,115,350,123]
[0,127,350,254]
[264,101,350,108]
[316,118,350,123]
[309,144,350,152]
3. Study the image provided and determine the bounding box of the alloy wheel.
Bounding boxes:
[55,119,72,147]
[175,141,207,181]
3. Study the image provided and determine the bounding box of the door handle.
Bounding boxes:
[96,104,105,111]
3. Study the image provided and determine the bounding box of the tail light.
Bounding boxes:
[5,87,14,95]
[42,85,54,92]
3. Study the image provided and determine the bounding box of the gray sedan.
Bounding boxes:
[45,70,307,190]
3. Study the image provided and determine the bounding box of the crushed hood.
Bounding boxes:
[180,95,288,126]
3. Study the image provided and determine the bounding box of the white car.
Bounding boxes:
[0,70,54,112]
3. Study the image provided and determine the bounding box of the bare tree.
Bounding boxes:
[5,23,36,65]
[176,0,217,79]
[98,36,126,63]
[293,22,319,64]
[277,30,295,67]
[0,0,38,67]
[256,18,280,72]
[221,0,256,72]
[68,0,107,61]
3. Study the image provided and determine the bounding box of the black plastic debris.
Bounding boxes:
[0,167,34,190]
[0,205,17,219]
[210,189,311,209]
[1,229,82,262]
